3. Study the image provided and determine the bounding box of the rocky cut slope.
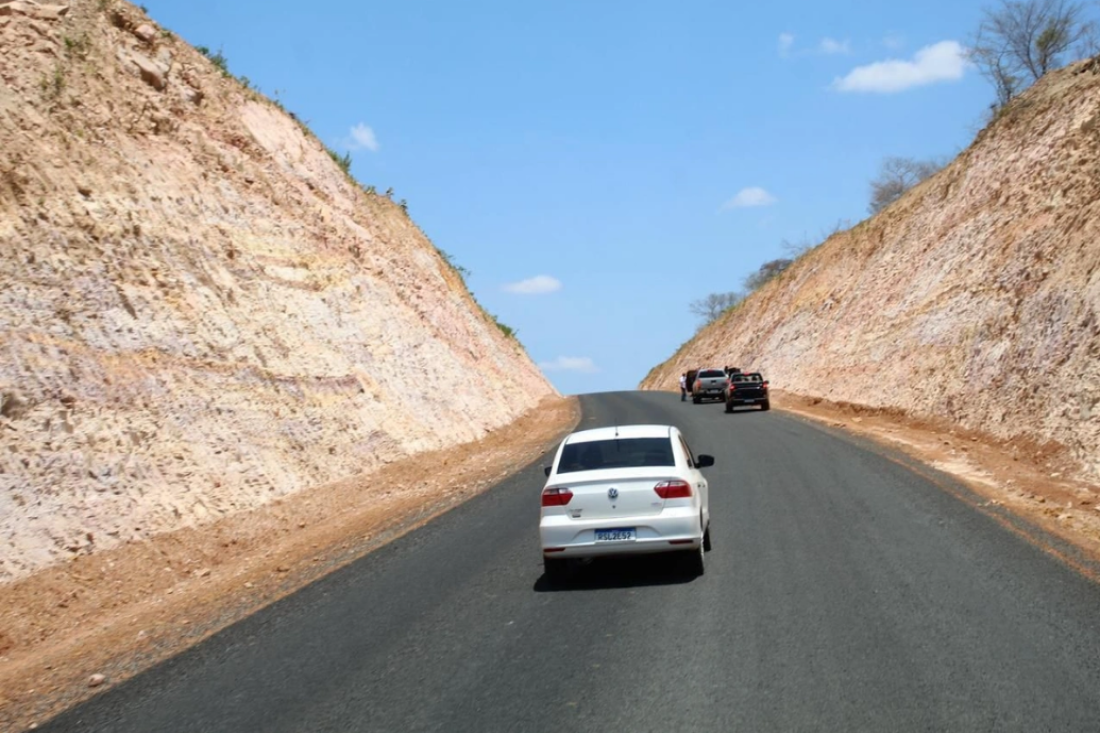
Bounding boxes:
[0,0,556,582]
[643,58,1100,483]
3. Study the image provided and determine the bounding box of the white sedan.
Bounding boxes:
[539,424,713,581]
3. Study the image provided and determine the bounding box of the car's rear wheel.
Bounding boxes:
[724,402,733,413]
[761,400,771,411]
[692,396,700,404]
[684,542,705,577]
[703,525,712,552]
[544,557,568,583]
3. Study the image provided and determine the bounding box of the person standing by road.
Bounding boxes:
[679,372,687,402]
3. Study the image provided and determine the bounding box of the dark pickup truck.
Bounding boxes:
[724,372,770,412]
[692,368,729,404]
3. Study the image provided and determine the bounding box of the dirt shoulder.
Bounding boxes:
[0,395,579,732]
[772,390,1100,574]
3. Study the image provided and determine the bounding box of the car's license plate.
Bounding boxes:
[595,528,636,542]
[743,398,756,403]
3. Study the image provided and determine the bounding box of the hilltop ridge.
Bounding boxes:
[643,57,1100,484]
[0,0,557,583]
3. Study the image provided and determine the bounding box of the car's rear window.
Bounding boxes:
[733,373,763,382]
[557,437,675,473]
[698,369,726,378]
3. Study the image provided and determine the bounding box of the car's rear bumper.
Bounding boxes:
[540,508,701,558]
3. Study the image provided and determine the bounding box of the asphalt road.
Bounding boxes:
[40,391,1100,732]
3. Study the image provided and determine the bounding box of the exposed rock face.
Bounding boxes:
[642,59,1100,483]
[126,49,167,90]
[0,2,70,21]
[0,1,555,582]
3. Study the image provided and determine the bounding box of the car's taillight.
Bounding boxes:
[762,381,769,389]
[654,480,692,499]
[541,487,573,507]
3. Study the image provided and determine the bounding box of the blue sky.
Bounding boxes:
[146,0,998,395]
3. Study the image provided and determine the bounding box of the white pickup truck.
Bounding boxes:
[691,368,728,404]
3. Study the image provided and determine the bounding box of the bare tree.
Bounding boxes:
[969,0,1095,107]
[744,258,794,291]
[820,219,852,240]
[779,220,851,258]
[868,156,943,215]
[689,292,742,326]
[780,236,814,257]
[1082,20,1100,55]
[971,39,1024,108]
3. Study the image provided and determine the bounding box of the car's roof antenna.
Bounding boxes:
[614,425,619,437]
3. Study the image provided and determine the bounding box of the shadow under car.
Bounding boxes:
[532,553,701,592]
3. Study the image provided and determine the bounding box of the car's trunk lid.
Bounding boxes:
[550,467,671,520]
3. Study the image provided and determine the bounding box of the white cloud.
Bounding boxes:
[722,187,778,210]
[502,275,562,295]
[832,40,968,93]
[347,123,379,152]
[539,356,599,373]
[882,33,905,51]
[819,37,851,55]
[778,33,795,57]
[781,33,850,58]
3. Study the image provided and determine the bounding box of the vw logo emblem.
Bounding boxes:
[608,487,619,500]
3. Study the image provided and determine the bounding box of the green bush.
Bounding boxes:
[326,148,352,173]
[493,315,518,340]
[63,34,90,58]
[40,64,65,100]
[437,249,471,281]
[196,46,229,76]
